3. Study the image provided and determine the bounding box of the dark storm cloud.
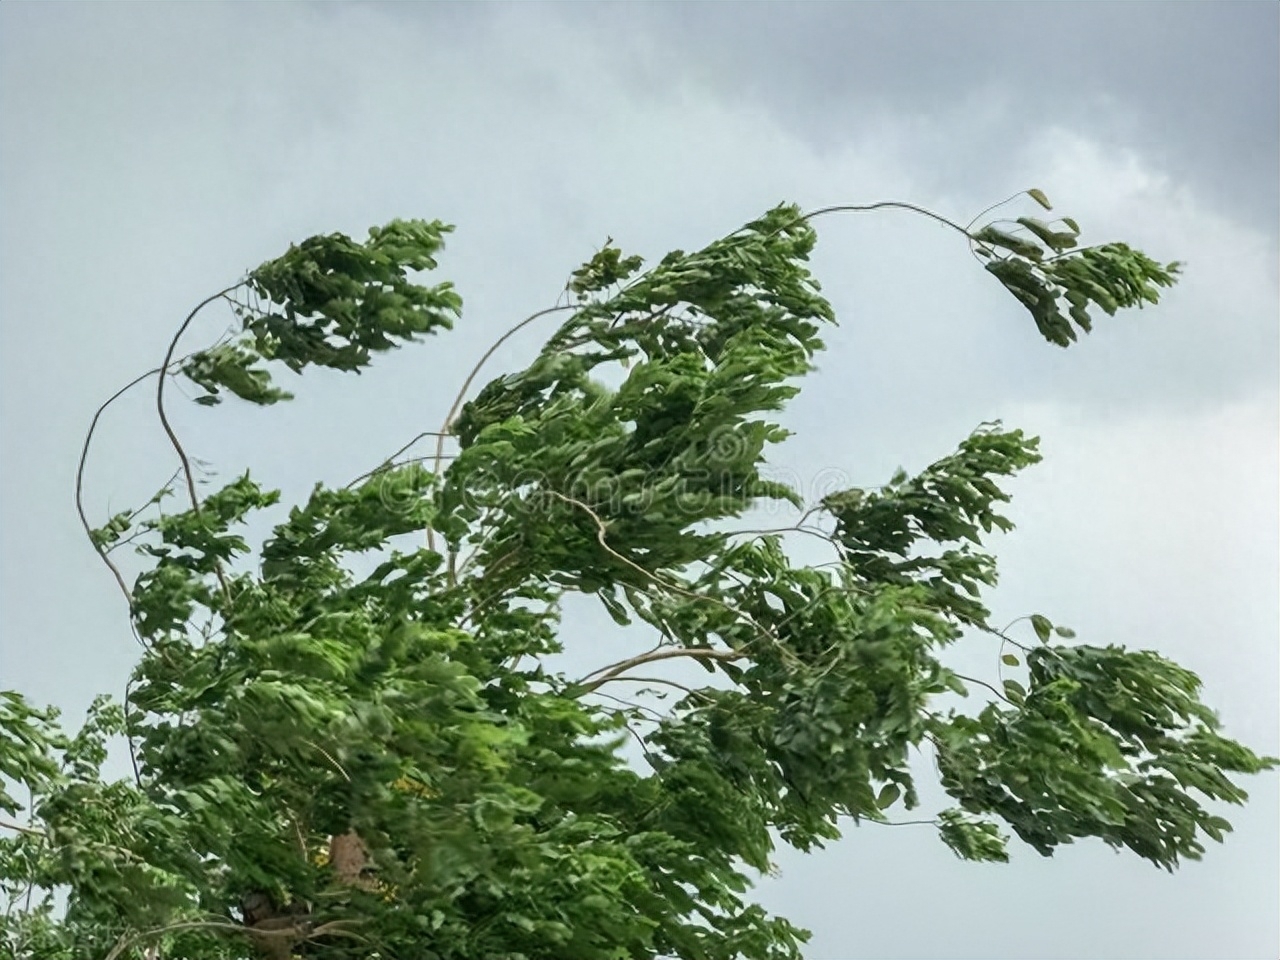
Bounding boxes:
[556,1,1279,236]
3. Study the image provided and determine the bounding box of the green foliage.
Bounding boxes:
[181,219,462,406]
[972,193,1181,347]
[3,191,1273,959]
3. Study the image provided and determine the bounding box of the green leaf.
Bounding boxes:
[876,783,902,809]
[943,672,970,697]
[1031,614,1053,643]
[1001,653,1020,667]
[1027,188,1053,210]
[1002,679,1026,704]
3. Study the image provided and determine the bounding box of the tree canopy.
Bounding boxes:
[2,192,1274,960]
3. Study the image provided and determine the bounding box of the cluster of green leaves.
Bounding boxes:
[182,219,461,405]
[931,642,1266,866]
[973,192,1181,347]
[2,193,1274,960]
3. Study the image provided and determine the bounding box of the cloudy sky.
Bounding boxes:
[1,3,1276,957]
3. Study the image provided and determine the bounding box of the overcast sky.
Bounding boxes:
[1,4,1276,958]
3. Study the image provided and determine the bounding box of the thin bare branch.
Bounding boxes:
[0,819,44,837]
[791,201,973,240]
[952,671,1014,705]
[155,284,244,601]
[155,285,245,513]
[347,431,455,489]
[103,917,365,960]
[76,367,157,613]
[576,646,746,695]
[588,674,714,700]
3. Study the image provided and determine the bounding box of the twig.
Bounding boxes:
[346,431,454,489]
[155,285,243,601]
[586,689,668,724]
[587,674,715,701]
[123,676,142,788]
[964,190,1031,233]
[545,490,791,663]
[102,917,364,960]
[576,647,746,695]
[787,201,973,242]
[155,285,244,514]
[952,671,1014,705]
[0,819,44,836]
[76,367,157,613]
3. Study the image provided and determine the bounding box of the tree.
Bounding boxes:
[1,192,1274,960]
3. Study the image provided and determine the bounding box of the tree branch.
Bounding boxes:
[155,285,244,603]
[102,916,364,960]
[155,286,244,514]
[0,819,44,837]
[575,646,746,694]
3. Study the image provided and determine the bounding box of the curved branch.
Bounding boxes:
[77,322,237,592]
[576,646,746,695]
[76,368,159,611]
[155,285,245,605]
[964,190,1032,233]
[346,431,454,488]
[545,490,797,666]
[102,917,364,960]
[727,523,840,547]
[156,285,243,513]
[585,674,716,702]
[791,201,974,241]
[587,689,669,724]
[953,671,1014,706]
[0,819,44,837]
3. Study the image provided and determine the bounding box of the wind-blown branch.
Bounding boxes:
[102,917,364,960]
[155,284,243,599]
[545,490,799,666]
[155,285,244,513]
[576,646,747,695]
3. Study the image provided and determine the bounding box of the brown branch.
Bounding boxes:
[0,818,44,836]
[777,200,974,242]
[596,674,715,700]
[576,646,746,694]
[952,671,1015,705]
[77,318,237,630]
[155,285,243,602]
[76,368,157,614]
[102,916,364,960]
[155,285,244,513]
[346,431,455,489]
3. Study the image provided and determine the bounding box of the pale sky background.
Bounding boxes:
[1,3,1277,958]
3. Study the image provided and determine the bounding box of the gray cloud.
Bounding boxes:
[556,1,1280,236]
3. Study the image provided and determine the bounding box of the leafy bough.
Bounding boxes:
[1,193,1271,960]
